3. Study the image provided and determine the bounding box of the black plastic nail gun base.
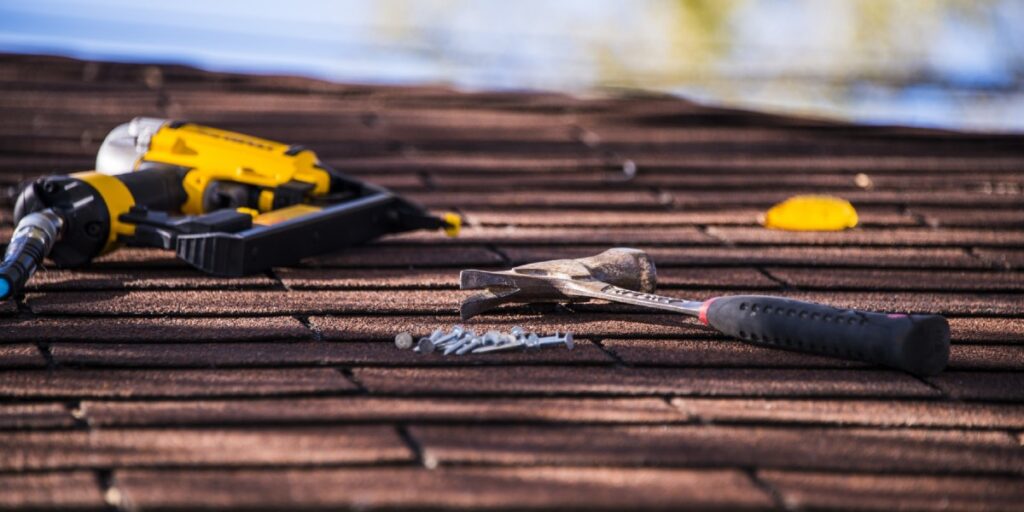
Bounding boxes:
[130,179,450,276]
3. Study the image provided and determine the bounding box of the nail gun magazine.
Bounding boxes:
[0,117,461,300]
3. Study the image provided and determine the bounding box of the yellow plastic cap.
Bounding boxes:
[442,212,462,237]
[761,195,858,231]
[235,207,259,218]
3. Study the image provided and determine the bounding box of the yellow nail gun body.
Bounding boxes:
[0,118,459,299]
[99,119,336,217]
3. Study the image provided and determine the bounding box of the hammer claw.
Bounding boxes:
[460,289,519,320]
[457,248,658,318]
[460,269,511,290]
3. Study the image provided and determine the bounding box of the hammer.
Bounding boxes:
[460,248,950,376]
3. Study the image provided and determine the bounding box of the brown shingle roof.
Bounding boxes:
[0,53,1022,510]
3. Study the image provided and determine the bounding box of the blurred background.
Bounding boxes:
[1,0,1022,132]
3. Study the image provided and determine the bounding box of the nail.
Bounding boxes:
[443,331,475,355]
[417,337,435,353]
[472,339,525,354]
[537,332,574,350]
[394,332,414,350]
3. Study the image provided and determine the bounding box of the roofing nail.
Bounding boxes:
[417,337,436,353]
[394,332,414,350]
[456,336,485,355]
[464,330,504,354]
[524,333,540,348]
[510,326,526,341]
[472,338,525,354]
[435,325,465,345]
[438,329,473,350]
[443,331,475,355]
[436,329,471,349]
[537,332,574,350]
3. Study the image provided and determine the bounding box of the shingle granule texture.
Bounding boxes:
[1,53,1022,510]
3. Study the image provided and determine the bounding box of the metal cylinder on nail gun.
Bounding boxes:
[0,209,64,300]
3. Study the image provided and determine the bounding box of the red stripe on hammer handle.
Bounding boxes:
[699,298,718,325]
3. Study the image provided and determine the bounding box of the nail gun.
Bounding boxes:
[0,117,460,300]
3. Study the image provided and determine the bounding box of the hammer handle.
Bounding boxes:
[702,296,950,376]
[573,284,949,376]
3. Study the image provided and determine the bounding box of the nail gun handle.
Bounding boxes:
[702,295,950,376]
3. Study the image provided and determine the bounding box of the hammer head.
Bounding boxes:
[459,247,657,319]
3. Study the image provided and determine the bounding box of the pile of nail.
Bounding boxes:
[394,325,574,355]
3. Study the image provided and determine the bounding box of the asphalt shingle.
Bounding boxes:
[0,53,1021,510]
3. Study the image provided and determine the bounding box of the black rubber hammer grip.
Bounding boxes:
[702,295,950,376]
